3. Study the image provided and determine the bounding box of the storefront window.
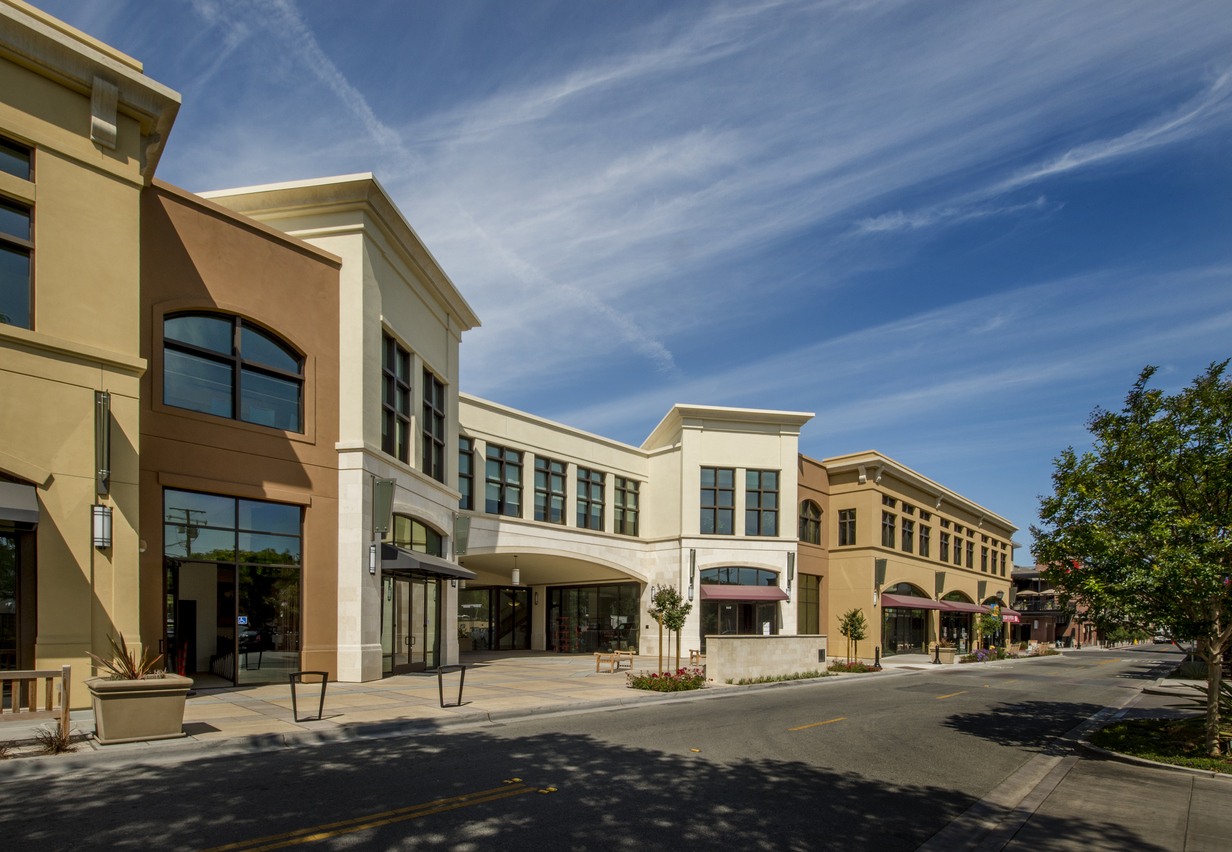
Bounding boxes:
[547,582,639,653]
[459,587,529,651]
[881,582,928,656]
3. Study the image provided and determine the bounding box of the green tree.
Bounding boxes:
[976,611,1002,650]
[649,586,693,672]
[1033,363,1232,756]
[838,608,867,662]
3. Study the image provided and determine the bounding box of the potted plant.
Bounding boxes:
[937,639,957,665]
[86,634,193,745]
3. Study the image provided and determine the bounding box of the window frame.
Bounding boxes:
[700,467,735,535]
[422,369,446,483]
[381,334,411,463]
[981,546,988,572]
[0,196,32,331]
[458,437,474,510]
[966,541,975,569]
[163,311,305,433]
[614,477,640,537]
[901,517,914,553]
[534,456,568,525]
[485,444,523,517]
[576,467,605,531]
[920,525,931,558]
[882,511,896,548]
[838,509,856,546]
[745,469,780,537]
[940,531,950,562]
[798,500,821,545]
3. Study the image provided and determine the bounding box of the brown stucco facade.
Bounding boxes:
[796,454,830,639]
[138,180,342,680]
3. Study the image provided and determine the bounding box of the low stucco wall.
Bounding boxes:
[705,634,828,683]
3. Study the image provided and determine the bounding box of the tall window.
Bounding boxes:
[797,574,820,634]
[534,457,567,524]
[382,334,410,462]
[422,370,445,482]
[881,511,896,548]
[485,445,522,516]
[966,541,975,569]
[458,437,474,510]
[920,525,931,558]
[164,313,304,432]
[882,495,897,508]
[577,467,605,530]
[838,509,856,546]
[1001,553,1007,576]
[954,538,963,566]
[940,532,950,562]
[614,477,639,536]
[901,518,914,553]
[798,501,821,545]
[746,470,779,536]
[700,468,734,535]
[981,546,988,572]
[0,137,31,330]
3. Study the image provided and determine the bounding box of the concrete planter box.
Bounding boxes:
[86,674,193,745]
[938,647,957,665]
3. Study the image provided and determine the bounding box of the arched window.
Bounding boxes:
[942,591,973,603]
[391,515,444,557]
[798,500,821,545]
[163,312,303,432]
[884,582,928,597]
[699,567,778,586]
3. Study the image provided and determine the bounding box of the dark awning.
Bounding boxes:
[880,592,945,611]
[939,600,990,614]
[381,543,477,580]
[0,482,39,525]
[698,585,789,602]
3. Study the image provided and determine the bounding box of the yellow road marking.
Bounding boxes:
[1097,659,1121,665]
[936,691,968,699]
[197,783,537,852]
[790,717,846,731]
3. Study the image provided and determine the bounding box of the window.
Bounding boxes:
[940,519,950,529]
[390,515,443,557]
[797,574,820,634]
[919,510,931,522]
[534,457,567,524]
[485,445,522,516]
[700,567,778,586]
[838,509,856,546]
[798,501,821,545]
[981,547,988,572]
[577,468,605,530]
[382,334,410,462]
[954,538,963,566]
[882,495,897,508]
[458,438,474,510]
[882,511,896,548]
[901,518,914,553]
[920,525,931,558]
[940,532,950,562]
[614,477,640,536]
[953,524,962,535]
[164,488,301,565]
[1001,553,1007,576]
[422,370,446,482]
[0,138,31,330]
[746,470,779,536]
[164,313,304,432]
[966,541,975,569]
[902,503,915,516]
[700,468,734,535]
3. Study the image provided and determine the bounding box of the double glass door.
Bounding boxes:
[382,574,439,675]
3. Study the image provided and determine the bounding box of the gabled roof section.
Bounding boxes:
[642,404,814,451]
[200,173,480,331]
[0,0,180,182]
[820,450,1017,533]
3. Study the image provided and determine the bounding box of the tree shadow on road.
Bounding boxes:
[941,699,1104,749]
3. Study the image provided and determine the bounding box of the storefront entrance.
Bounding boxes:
[940,611,972,653]
[458,587,530,652]
[381,573,441,674]
[547,582,640,653]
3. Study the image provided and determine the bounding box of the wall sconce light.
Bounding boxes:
[459,579,466,589]
[787,552,795,591]
[511,555,520,586]
[138,540,147,553]
[534,590,539,605]
[451,578,457,588]
[92,505,112,548]
[368,543,378,575]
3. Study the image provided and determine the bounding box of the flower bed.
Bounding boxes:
[1091,718,1232,774]
[960,648,1021,663]
[627,667,708,692]
[827,660,878,673]
[729,669,831,685]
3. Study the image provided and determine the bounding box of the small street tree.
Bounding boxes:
[1034,363,1232,756]
[838,608,867,662]
[650,586,693,672]
[976,611,1002,650]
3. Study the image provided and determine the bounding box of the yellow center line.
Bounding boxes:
[936,691,968,699]
[197,784,537,852]
[789,716,846,731]
[1097,659,1121,665]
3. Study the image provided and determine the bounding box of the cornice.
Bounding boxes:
[642,404,814,451]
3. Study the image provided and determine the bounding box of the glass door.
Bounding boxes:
[382,575,415,676]
[410,578,427,671]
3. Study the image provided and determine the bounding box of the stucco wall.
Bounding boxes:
[704,634,829,683]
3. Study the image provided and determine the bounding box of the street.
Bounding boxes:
[0,646,1190,851]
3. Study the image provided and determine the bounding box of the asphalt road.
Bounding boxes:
[0,644,1181,852]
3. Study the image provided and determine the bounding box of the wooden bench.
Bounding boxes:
[689,649,702,665]
[0,665,71,735]
[594,650,634,673]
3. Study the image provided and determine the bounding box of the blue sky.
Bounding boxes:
[43,1,1232,556]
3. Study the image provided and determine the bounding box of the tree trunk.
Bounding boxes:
[675,629,681,673]
[1203,635,1225,757]
[657,616,663,674]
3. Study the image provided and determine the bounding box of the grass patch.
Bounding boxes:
[732,670,831,685]
[827,660,878,674]
[1166,661,1209,680]
[1090,718,1232,774]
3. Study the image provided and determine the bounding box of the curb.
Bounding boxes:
[1074,726,1232,782]
[0,665,909,779]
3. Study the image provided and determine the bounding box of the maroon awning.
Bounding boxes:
[698,585,789,601]
[939,601,989,614]
[880,592,945,610]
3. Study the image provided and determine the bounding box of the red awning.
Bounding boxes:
[939,601,990,614]
[698,585,789,601]
[880,592,946,611]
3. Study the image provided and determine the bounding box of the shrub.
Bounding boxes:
[735,670,831,685]
[0,740,16,760]
[33,724,75,755]
[828,660,877,673]
[628,667,708,692]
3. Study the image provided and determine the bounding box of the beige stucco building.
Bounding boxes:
[0,0,178,702]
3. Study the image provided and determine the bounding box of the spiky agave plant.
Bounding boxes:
[87,633,164,681]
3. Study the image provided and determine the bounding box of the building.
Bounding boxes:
[1009,565,1084,647]
[806,452,1019,659]
[0,0,178,700]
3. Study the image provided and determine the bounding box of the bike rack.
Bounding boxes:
[437,664,467,708]
[289,671,328,722]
